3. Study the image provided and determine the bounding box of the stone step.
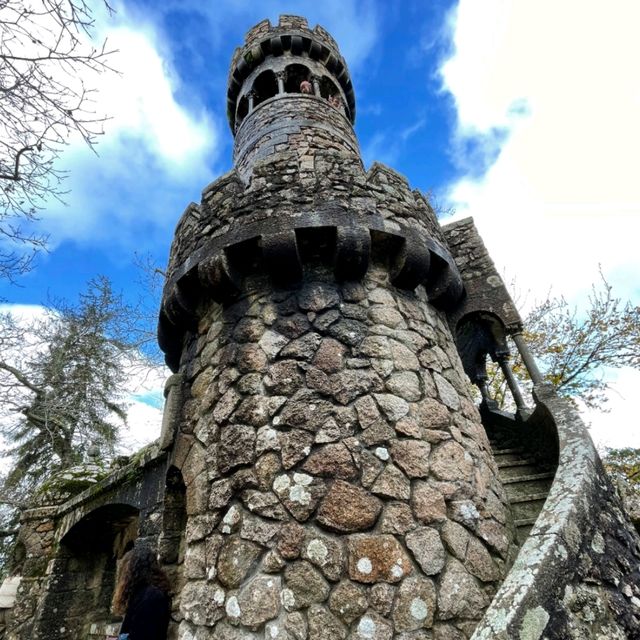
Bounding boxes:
[496,456,536,467]
[488,427,556,549]
[499,463,540,480]
[502,471,555,485]
[494,452,533,466]
[509,492,550,504]
[491,447,525,455]
[512,497,548,521]
[505,477,554,501]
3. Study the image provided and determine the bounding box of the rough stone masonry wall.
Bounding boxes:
[6,507,57,640]
[173,267,518,640]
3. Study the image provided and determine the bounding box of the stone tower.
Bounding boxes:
[6,14,639,640]
[158,15,518,639]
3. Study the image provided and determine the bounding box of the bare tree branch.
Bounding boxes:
[0,0,116,281]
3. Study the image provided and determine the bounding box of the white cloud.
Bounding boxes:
[440,0,640,301]
[583,367,640,452]
[118,362,167,453]
[36,8,219,249]
[440,0,640,448]
[95,25,215,168]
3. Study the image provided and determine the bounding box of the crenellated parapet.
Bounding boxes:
[159,159,463,372]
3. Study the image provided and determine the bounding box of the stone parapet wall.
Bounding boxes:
[240,17,340,69]
[173,266,517,639]
[164,159,445,294]
[233,94,360,181]
[471,385,640,639]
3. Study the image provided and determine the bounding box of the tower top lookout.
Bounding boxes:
[226,15,356,132]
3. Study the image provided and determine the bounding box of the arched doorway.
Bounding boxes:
[33,503,139,639]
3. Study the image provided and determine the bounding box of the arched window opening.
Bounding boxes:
[252,70,278,107]
[236,95,248,125]
[159,466,186,566]
[320,75,340,100]
[9,540,26,576]
[455,312,529,412]
[284,64,311,93]
[159,466,186,640]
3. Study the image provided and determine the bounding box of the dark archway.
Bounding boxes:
[253,70,278,107]
[319,75,340,100]
[236,94,248,126]
[455,311,509,388]
[33,503,139,640]
[284,63,311,93]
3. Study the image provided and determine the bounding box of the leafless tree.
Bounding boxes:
[0,0,115,280]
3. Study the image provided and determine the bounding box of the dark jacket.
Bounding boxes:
[120,585,171,640]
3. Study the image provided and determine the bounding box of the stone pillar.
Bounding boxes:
[276,71,285,95]
[311,74,321,97]
[496,352,527,411]
[512,332,544,385]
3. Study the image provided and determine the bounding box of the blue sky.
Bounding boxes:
[2,0,640,449]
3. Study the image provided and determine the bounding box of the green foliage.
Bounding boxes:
[486,274,640,413]
[603,448,640,486]
[524,276,640,410]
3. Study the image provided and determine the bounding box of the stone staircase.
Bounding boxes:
[491,443,556,545]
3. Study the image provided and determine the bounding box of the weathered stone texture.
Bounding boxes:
[173,267,512,638]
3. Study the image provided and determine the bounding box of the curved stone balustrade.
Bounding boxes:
[471,384,640,639]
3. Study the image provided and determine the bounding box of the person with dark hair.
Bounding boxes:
[111,542,171,640]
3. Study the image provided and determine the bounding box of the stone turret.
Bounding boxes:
[227,15,357,182]
[158,15,517,639]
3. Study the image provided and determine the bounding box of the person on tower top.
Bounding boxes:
[328,93,343,110]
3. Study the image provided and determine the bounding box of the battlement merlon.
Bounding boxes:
[158,163,464,371]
